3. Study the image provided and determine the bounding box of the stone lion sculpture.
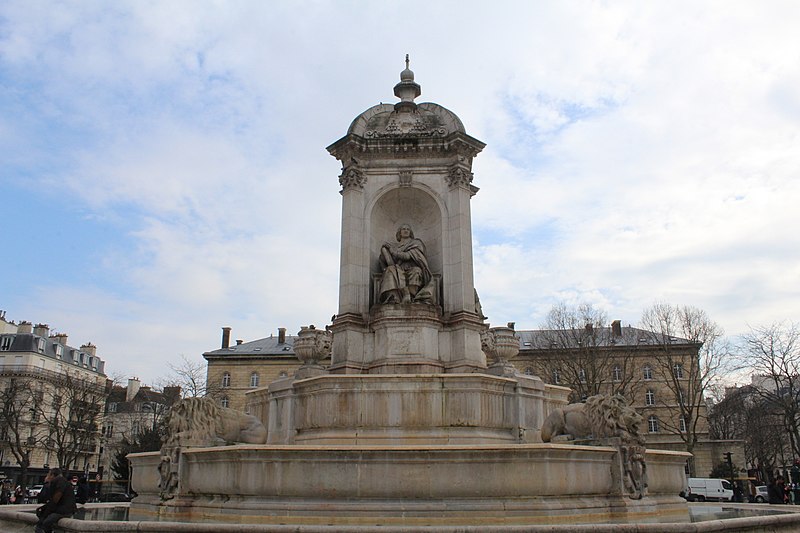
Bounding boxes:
[541,394,647,499]
[162,396,267,447]
[158,397,267,500]
[541,393,644,445]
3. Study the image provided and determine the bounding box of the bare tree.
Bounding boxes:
[0,375,45,491]
[38,371,108,473]
[160,354,214,398]
[530,303,640,401]
[640,303,730,474]
[740,322,800,459]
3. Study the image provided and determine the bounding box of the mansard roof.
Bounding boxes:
[516,326,698,350]
[0,331,106,375]
[203,335,298,358]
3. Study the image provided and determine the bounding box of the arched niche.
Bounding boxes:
[369,186,443,305]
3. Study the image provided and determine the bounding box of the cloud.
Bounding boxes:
[2,1,799,384]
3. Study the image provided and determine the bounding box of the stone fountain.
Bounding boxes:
[128,59,691,527]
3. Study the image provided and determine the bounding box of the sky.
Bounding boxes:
[1,1,798,386]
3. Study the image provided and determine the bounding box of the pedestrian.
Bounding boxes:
[768,477,785,504]
[75,476,89,505]
[13,485,23,504]
[36,478,51,504]
[34,468,77,533]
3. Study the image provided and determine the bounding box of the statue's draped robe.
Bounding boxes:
[379,238,435,303]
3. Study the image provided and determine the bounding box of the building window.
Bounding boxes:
[107,402,117,413]
[54,345,63,358]
[524,367,533,376]
[578,368,587,383]
[105,423,113,438]
[551,369,560,384]
[612,365,622,382]
[37,338,45,353]
[222,372,231,388]
[643,365,653,380]
[250,372,260,388]
[645,389,655,406]
[131,421,140,437]
[278,370,288,378]
[0,336,12,350]
[673,363,684,379]
[221,397,229,408]
[648,415,659,433]
[679,416,687,433]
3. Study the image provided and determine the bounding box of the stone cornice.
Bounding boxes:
[327,131,485,162]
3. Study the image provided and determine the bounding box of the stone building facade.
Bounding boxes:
[203,327,318,412]
[512,321,740,477]
[0,312,109,487]
[98,378,180,483]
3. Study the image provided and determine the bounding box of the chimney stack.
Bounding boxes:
[18,321,32,334]
[33,323,50,337]
[611,320,622,337]
[585,323,593,334]
[52,333,69,346]
[236,339,243,345]
[221,327,232,349]
[81,342,97,356]
[278,327,286,344]
[126,377,141,402]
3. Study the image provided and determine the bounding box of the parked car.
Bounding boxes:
[686,477,734,502]
[754,485,769,503]
[98,492,132,502]
[26,485,44,498]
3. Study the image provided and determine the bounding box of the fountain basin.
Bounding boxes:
[129,444,690,526]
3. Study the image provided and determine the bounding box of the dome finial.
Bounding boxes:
[394,54,421,111]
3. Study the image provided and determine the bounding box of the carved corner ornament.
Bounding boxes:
[446,166,473,189]
[339,166,366,192]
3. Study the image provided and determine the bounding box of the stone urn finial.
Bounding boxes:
[293,325,332,379]
[480,326,519,377]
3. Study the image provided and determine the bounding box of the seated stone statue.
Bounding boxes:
[379,224,436,304]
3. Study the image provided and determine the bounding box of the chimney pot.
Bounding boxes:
[236,339,243,345]
[81,342,97,356]
[612,320,622,337]
[278,327,286,344]
[221,327,232,349]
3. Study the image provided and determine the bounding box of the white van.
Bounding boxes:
[686,478,734,502]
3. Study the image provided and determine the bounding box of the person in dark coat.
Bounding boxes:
[769,476,787,504]
[75,476,89,505]
[35,468,77,533]
[36,480,50,504]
